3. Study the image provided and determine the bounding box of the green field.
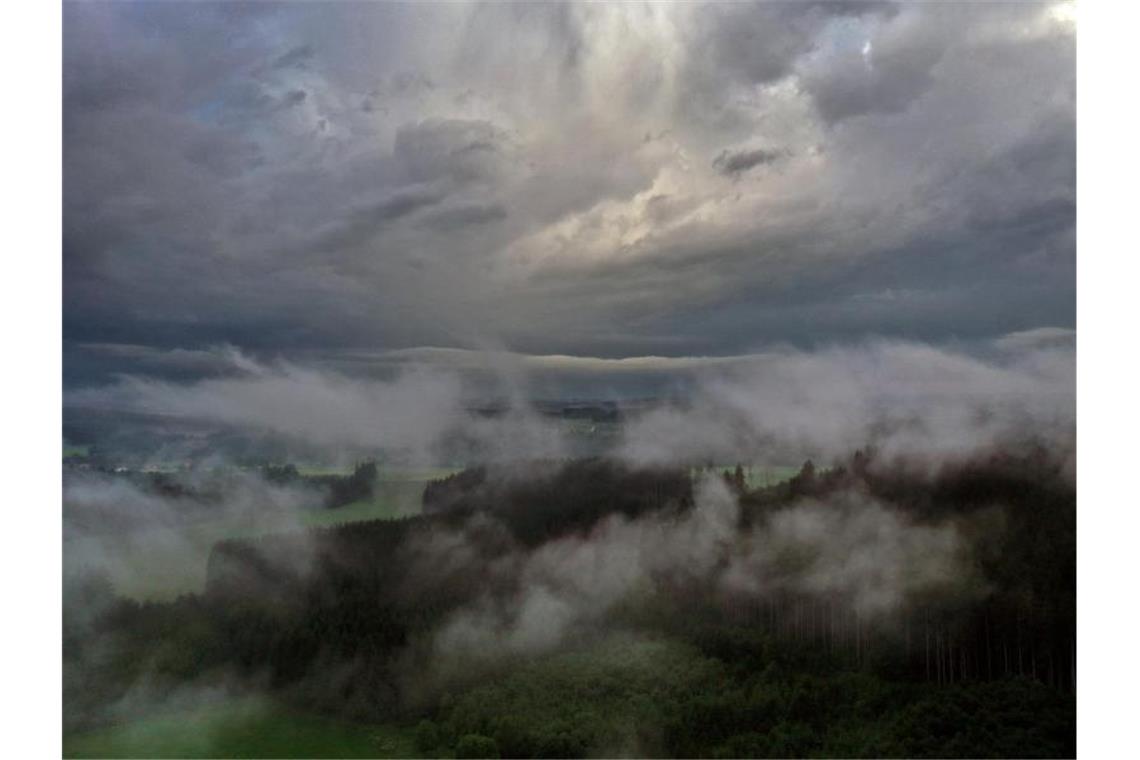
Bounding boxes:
[301,476,449,528]
[296,465,461,480]
[693,464,803,490]
[64,698,418,759]
[63,443,92,459]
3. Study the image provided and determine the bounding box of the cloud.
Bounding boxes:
[418,203,507,232]
[68,336,1074,478]
[797,5,948,124]
[993,326,1075,353]
[70,358,464,456]
[280,89,308,108]
[617,339,1075,467]
[424,471,981,668]
[429,476,737,657]
[684,2,889,93]
[392,118,515,185]
[63,1,1074,370]
[723,493,976,616]
[67,351,572,464]
[63,467,321,601]
[305,190,447,253]
[712,147,786,176]
[272,45,315,70]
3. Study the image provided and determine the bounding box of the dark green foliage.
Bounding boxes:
[309,461,380,509]
[262,463,300,484]
[422,458,693,545]
[431,634,1074,758]
[455,734,500,759]
[414,719,442,753]
[787,459,816,498]
[421,466,489,514]
[442,638,724,757]
[888,679,1075,758]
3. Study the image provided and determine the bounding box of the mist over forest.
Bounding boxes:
[63,337,1075,757]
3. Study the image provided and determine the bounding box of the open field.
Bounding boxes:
[64,697,418,759]
[300,477,441,528]
[694,465,803,490]
[296,465,462,480]
[298,468,462,528]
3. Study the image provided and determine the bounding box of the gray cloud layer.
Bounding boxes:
[63,1,1074,382]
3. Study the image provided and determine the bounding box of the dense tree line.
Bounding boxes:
[422,459,693,545]
[732,447,1076,693]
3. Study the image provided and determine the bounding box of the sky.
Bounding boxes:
[63,1,1075,391]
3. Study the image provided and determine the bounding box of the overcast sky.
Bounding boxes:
[63,1,1075,388]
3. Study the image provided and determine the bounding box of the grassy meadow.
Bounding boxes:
[693,464,803,490]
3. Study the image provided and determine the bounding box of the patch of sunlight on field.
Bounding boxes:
[296,465,462,479]
[63,697,419,759]
[295,464,353,476]
[692,465,803,489]
[302,479,434,528]
[63,443,91,458]
[381,466,463,481]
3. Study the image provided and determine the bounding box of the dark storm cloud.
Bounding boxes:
[712,147,786,177]
[62,0,1075,387]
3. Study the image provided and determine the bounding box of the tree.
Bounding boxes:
[455,734,500,759]
[414,720,441,752]
[789,459,817,497]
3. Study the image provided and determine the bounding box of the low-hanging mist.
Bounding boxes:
[66,335,1075,472]
[422,475,980,669]
[618,339,1074,470]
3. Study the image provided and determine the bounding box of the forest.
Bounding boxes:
[63,446,1075,758]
